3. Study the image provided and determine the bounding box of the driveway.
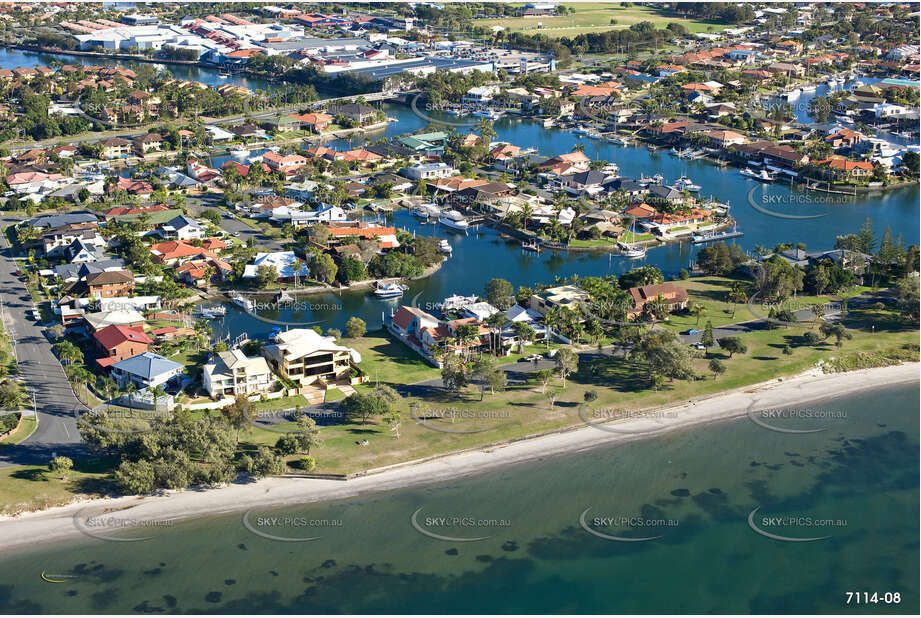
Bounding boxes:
[0,218,85,467]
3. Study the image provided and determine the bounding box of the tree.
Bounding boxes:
[708,358,725,380]
[299,456,317,472]
[717,336,747,358]
[48,456,73,480]
[339,257,367,283]
[200,209,221,225]
[802,331,822,346]
[555,348,578,389]
[221,394,253,432]
[340,389,395,425]
[484,278,514,310]
[114,459,156,494]
[151,385,167,412]
[534,368,554,394]
[700,320,715,349]
[857,218,876,255]
[632,330,695,385]
[440,354,468,393]
[309,223,331,246]
[819,322,852,347]
[256,264,278,288]
[383,409,402,439]
[345,316,366,338]
[693,304,706,326]
[310,252,337,284]
[250,446,285,477]
[895,275,920,323]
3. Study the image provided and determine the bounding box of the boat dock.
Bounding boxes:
[692,226,744,244]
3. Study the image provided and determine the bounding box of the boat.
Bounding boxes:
[543,118,556,128]
[573,125,595,136]
[440,294,479,313]
[521,239,541,252]
[755,169,775,182]
[600,162,620,175]
[621,245,646,258]
[693,224,743,244]
[218,73,230,79]
[197,304,227,317]
[438,239,453,254]
[472,109,503,120]
[786,88,802,101]
[411,206,430,219]
[674,175,702,192]
[229,147,250,160]
[276,290,295,304]
[801,84,817,92]
[610,136,631,146]
[640,173,664,185]
[373,283,408,299]
[438,209,469,231]
[230,293,254,312]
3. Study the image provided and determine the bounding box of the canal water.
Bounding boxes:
[0,382,916,613]
[0,49,916,335]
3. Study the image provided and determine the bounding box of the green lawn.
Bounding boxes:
[0,459,111,515]
[342,329,441,385]
[0,415,36,445]
[252,394,311,412]
[479,4,728,37]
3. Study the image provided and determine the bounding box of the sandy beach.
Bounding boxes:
[1,362,917,553]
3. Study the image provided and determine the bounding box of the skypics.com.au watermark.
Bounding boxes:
[747,187,855,220]
[747,401,847,434]
[579,507,678,542]
[73,508,173,542]
[578,405,679,435]
[410,404,512,434]
[410,507,511,542]
[747,506,846,542]
[242,509,343,542]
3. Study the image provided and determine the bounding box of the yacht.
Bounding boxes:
[801,83,817,92]
[600,162,620,175]
[674,175,702,192]
[610,136,632,146]
[740,167,774,182]
[373,283,408,299]
[785,88,802,101]
[543,118,556,128]
[640,173,664,185]
[573,125,594,136]
[620,244,647,258]
[218,73,230,79]
[411,205,431,219]
[438,239,453,254]
[438,209,469,231]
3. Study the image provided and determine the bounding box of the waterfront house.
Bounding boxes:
[176,257,233,286]
[322,222,400,249]
[242,251,310,281]
[262,329,360,388]
[100,137,132,159]
[529,285,590,317]
[702,129,747,148]
[405,162,456,180]
[627,283,689,319]
[203,349,274,399]
[93,325,153,369]
[110,352,184,390]
[133,133,163,155]
[812,156,875,180]
[327,103,377,125]
[263,151,308,176]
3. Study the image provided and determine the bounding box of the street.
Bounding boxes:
[0,217,85,467]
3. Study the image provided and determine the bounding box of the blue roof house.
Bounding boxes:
[110,352,184,389]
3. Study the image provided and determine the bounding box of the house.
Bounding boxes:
[262,329,360,387]
[323,222,400,249]
[462,85,500,105]
[263,151,308,176]
[149,240,214,266]
[405,162,456,180]
[299,204,348,225]
[203,349,274,399]
[110,352,184,389]
[825,128,864,149]
[93,325,153,368]
[176,257,233,286]
[327,103,377,125]
[159,215,204,240]
[455,181,514,205]
[560,170,613,196]
[813,156,875,179]
[230,123,263,139]
[538,151,591,176]
[627,283,689,319]
[529,285,590,316]
[41,224,105,257]
[133,133,163,155]
[100,137,132,159]
[286,112,333,132]
[62,238,100,264]
[85,269,135,298]
[83,309,145,333]
[766,62,806,77]
[702,129,747,148]
[242,251,310,280]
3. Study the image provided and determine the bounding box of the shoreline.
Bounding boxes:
[0,362,917,553]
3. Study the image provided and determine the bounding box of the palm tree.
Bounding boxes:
[123,382,137,407]
[520,204,533,232]
[151,384,167,413]
[485,312,510,356]
[694,304,707,326]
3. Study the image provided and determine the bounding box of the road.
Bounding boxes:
[0,217,85,467]
[186,194,285,251]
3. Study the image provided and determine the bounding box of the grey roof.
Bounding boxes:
[54,259,125,281]
[62,238,98,262]
[563,170,608,187]
[648,185,682,200]
[165,214,198,230]
[29,212,98,229]
[111,352,183,379]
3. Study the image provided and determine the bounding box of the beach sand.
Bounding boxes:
[1,362,917,552]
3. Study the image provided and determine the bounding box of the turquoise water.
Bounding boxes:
[1,383,917,613]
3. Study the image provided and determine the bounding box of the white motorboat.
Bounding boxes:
[438,209,469,231]
[543,118,556,128]
[600,163,620,175]
[412,205,431,219]
[573,125,594,136]
[473,109,503,120]
[373,283,408,299]
[674,175,702,192]
[438,239,453,254]
[610,136,631,146]
[640,173,664,185]
[230,293,254,312]
[229,147,250,160]
[785,88,802,101]
[801,84,817,92]
[740,167,774,182]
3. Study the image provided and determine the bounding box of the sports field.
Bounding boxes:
[479,3,728,37]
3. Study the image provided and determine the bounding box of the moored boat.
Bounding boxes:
[438,209,469,231]
[373,283,408,299]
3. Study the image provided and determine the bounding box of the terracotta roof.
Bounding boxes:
[93,324,152,349]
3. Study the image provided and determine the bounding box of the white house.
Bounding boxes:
[242,251,310,280]
[109,352,184,390]
[203,349,274,399]
[405,162,457,180]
